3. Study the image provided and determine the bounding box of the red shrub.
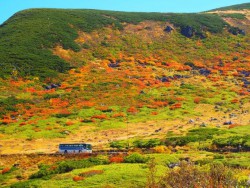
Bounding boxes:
[73,176,84,181]
[231,99,239,104]
[109,156,124,163]
[66,121,74,126]
[19,122,26,126]
[91,114,107,120]
[194,97,202,104]
[152,101,168,107]
[151,111,158,115]
[112,113,125,118]
[2,167,10,174]
[127,107,138,114]
[228,124,241,129]
[170,103,182,110]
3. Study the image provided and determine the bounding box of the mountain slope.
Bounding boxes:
[0,8,242,79]
[210,3,250,11]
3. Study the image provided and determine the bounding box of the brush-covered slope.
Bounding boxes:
[0,5,249,153]
[211,3,250,11]
[0,8,247,79]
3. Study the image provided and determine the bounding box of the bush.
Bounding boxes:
[1,167,11,174]
[109,156,124,163]
[153,145,171,153]
[73,176,84,181]
[110,141,126,149]
[159,162,239,188]
[124,153,148,163]
[30,157,108,179]
[133,139,162,149]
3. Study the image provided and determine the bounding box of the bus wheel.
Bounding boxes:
[64,150,68,154]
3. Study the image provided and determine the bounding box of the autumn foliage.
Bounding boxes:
[73,176,84,181]
[109,156,124,163]
[1,167,11,174]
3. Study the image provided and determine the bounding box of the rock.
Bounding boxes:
[199,68,211,76]
[140,90,145,94]
[196,32,207,39]
[210,117,218,121]
[228,27,246,36]
[181,26,195,38]
[168,162,180,168]
[200,122,207,127]
[161,77,169,82]
[229,113,237,118]
[164,26,173,33]
[239,29,246,36]
[223,121,233,125]
[62,130,70,135]
[188,119,195,124]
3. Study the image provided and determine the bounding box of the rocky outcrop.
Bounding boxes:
[164,26,173,33]
[228,27,246,35]
[180,26,195,38]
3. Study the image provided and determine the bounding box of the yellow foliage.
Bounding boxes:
[153,145,171,154]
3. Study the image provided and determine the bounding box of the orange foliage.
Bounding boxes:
[127,107,138,114]
[194,97,202,104]
[2,167,10,174]
[112,113,125,118]
[152,101,168,107]
[19,122,26,126]
[170,103,182,110]
[73,176,84,181]
[78,101,95,108]
[91,114,107,120]
[151,111,158,115]
[26,87,37,93]
[50,98,69,107]
[228,124,241,129]
[231,99,239,104]
[109,156,124,163]
[66,121,74,126]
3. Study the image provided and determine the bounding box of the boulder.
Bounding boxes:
[181,26,195,38]
[164,26,173,33]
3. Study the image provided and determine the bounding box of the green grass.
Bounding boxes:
[10,162,167,188]
[221,13,246,20]
[6,152,250,188]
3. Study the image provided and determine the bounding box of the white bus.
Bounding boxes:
[59,143,92,154]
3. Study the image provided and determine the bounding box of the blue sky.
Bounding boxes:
[0,0,249,24]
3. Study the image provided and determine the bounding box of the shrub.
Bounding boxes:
[127,107,139,114]
[65,121,74,126]
[153,145,171,153]
[110,141,126,149]
[73,176,84,181]
[159,162,239,188]
[2,167,11,174]
[194,97,202,104]
[91,114,107,120]
[133,139,162,149]
[109,156,124,163]
[124,153,148,163]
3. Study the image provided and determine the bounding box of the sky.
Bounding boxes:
[0,0,249,24]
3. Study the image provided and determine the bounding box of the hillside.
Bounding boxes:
[210,3,250,11]
[0,8,247,79]
[0,4,250,188]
